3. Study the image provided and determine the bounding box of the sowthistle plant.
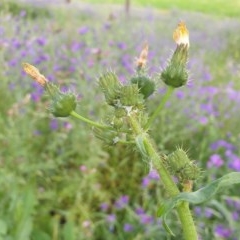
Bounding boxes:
[23,22,240,240]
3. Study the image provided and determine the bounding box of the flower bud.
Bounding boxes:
[120,85,141,106]
[131,75,155,99]
[161,22,189,88]
[22,63,77,118]
[49,89,77,117]
[165,148,201,181]
[98,72,122,106]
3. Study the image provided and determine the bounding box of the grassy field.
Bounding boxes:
[0,1,240,239]
[84,0,240,17]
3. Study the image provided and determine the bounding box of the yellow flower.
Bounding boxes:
[173,21,189,47]
[22,63,48,86]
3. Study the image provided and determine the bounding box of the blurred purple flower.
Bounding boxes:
[135,207,145,215]
[50,119,58,130]
[176,90,185,99]
[214,224,232,238]
[71,42,84,52]
[36,37,47,46]
[210,140,235,151]
[198,116,208,125]
[226,151,240,171]
[114,195,129,209]
[204,208,213,218]
[20,10,26,18]
[232,212,239,221]
[100,202,109,211]
[34,54,49,64]
[78,26,89,35]
[148,169,160,180]
[194,206,202,216]
[106,214,116,223]
[142,169,160,188]
[117,42,127,50]
[202,70,212,81]
[63,122,72,130]
[0,26,4,36]
[8,58,18,67]
[207,154,224,168]
[123,223,133,232]
[103,22,111,30]
[11,38,21,49]
[141,177,150,188]
[200,102,218,116]
[139,213,154,225]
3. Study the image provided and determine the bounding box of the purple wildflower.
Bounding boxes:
[210,140,235,151]
[194,206,202,216]
[141,169,160,188]
[227,152,240,171]
[204,208,213,218]
[36,37,46,46]
[141,176,150,188]
[135,207,145,215]
[78,26,89,35]
[117,42,127,50]
[148,169,160,180]
[214,224,232,238]
[114,195,129,209]
[232,212,239,221]
[50,119,58,130]
[100,202,109,211]
[123,223,133,232]
[139,213,154,225]
[207,154,224,168]
[106,214,116,223]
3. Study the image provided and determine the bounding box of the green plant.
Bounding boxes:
[22,22,240,240]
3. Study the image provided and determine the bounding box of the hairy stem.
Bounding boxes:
[70,111,111,129]
[128,113,198,240]
[145,86,174,130]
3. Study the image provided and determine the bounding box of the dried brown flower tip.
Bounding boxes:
[22,63,48,86]
[136,42,149,69]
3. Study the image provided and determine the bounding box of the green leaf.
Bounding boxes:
[157,172,240,235]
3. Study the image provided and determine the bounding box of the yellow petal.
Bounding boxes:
[173,21,189,47]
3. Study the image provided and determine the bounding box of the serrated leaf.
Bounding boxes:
[157,172,240,235]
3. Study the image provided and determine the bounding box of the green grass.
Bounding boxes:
[83,0,240,18]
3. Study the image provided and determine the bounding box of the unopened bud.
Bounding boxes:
[131,75,155,99]
[49,90,77,117]
[165,148,201,181]
[98,72,122,106]
[120,85,141,106]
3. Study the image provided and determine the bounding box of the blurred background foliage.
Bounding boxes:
[0,0,240,239]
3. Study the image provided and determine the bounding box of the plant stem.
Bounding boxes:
[128,113,198,240]
[177,202,198,240]
[145,86,174,130]
[70,111,111,129]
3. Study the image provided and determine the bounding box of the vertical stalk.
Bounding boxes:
[128,113,198,240]
[145,86,174,130]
